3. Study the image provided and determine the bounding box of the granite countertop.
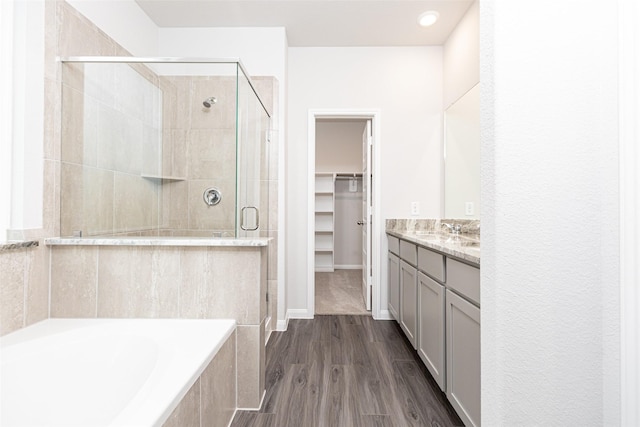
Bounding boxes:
[0,240,39,252]
[45,236,270,247]
[386,219,480,266]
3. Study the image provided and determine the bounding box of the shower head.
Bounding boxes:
[203,97,217,108]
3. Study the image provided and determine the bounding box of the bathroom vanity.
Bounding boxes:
[387,219,480,427]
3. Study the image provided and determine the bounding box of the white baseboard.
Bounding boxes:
[374,309,393,321]
[276,317,289,331]
[315,267,334,272]
[287,308,313,319]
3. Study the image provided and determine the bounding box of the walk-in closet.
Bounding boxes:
[314,119,368,314]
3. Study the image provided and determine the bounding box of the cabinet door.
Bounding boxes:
[388,252,400,321]
[446,289,480,427]
[400,260,418,349]
[418,272,445,391]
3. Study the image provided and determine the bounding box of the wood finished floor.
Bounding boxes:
[231,315,463,427]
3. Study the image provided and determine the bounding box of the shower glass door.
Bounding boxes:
[236,65,270,238]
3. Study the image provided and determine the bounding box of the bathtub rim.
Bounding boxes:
[0,317,237,427]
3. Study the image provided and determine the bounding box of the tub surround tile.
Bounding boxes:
[201,330,237,426]
[42,160,60,235]
[0,251,27,335]
[59,162,84,236]
[58,0,118,57]
[236,323,265,410]
[43,77,61,161]
[97,247,151,318]
[60,82,86,165]
[163,378,200,427]
[25,246,50,328]
[180,248,262,324]
[97,247,180,318]
[50,246,98,318]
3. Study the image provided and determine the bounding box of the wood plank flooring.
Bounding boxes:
[231,315,463,427]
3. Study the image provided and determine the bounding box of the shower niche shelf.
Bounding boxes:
[141,174,186,182]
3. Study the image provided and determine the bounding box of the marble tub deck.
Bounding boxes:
[45,237,270,247]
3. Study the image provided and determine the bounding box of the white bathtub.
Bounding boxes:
[0,318,236,427]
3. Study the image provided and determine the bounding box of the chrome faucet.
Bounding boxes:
[441,222,462,235]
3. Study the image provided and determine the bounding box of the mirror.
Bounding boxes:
[444,83,480,219]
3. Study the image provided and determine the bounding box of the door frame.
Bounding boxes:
[307,109,382,318]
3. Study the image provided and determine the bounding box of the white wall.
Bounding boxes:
[288,46,443,315]
[66,0,158,56]
[481,0,620,425]
[443,0,479,109]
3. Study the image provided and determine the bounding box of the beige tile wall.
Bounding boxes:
[0,246,49,336]
[1,8,280,408]
[163,330,237,427]
[49,244,267,409]
[252,76,279,335]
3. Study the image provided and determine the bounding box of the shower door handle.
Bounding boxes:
[357,220,365,225]
[241,206,260,231]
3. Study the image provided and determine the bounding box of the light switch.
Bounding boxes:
[411,201,420,216]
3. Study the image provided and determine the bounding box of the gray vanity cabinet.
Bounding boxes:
[418,271,446,391]
[388,252,400,321]
[446,261,481,427]
[387,231,480,427]
[400,258,418,349]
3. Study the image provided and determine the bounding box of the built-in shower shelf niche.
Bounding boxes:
[141,174,186,182]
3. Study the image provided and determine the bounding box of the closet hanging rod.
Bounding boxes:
[335,173,362,180]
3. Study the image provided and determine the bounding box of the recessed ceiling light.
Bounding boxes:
[418,11,439,27]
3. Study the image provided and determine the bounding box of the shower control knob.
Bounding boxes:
[203,188,222,206]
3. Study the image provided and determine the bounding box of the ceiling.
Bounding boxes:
[135,0,474,47]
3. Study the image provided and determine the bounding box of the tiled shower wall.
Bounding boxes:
[60,62,163,237]
[159,75,238,236]
[2,0,280,340]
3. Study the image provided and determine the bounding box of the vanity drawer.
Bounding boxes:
[388,235,400,255]
[400,240,417,266]
[418,247,445,283]
[446,258,480,305]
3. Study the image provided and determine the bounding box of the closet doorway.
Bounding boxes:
[312,117,372,315]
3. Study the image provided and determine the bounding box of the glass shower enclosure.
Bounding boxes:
[59,58,270,238]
